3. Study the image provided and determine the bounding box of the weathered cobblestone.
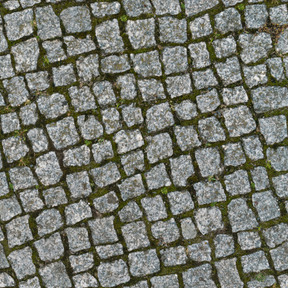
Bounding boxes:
[0,1,287,286]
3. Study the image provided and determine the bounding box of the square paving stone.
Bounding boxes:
[65,200,92,225]
[92,81,116,108]
[118,174,145,201]
[65,227,91,253]
[161,46,188,74]
[37,93,68,119]
[121,150,145,176]
[20,103,38,125]
[88,216,118,245]
[117,74,137,100]
[141,195,167,221]
[197,89,220,113]
[241,251,270,273]
[223,105,256,137]
[151,218,180,244]
[2,136,29,163]
[0,172,9,197]
[160,246,187,267]
[138,79,166,102]
[145,163,171,190]
[243,64,268,88]
[224,169,251,195]
[174,125,201,151]
[245,4,268,29]
[128,249,160,277]
[237,231,262,250]
[182,264,217,288]
[101,54,130,74]
[122,0,152,17]
[185,0,219,16]
[180,218,197,240]
[114,129,144,154]
[3,76,28,107]
[190,14,213,39]
[252,190,280,222]
[46,117,79,150]
[42,40,66,63]
[228,198,258,232]
[166,74,192,98]
[63,145,90,167]
[242,135,264,160]
[11,38,39,73]
[93,191,119,214]
[121,221,150,251]
[35,5,62,40]
[170,155,195,187]
[68,86,96,112]
[6,215,33,248]
[195,207,224,235]
[96,19,124,54]
[215,258,243,288]
[20,188,44,212]
[92,140,114,164]
[215,8,242,33]
[25,71,49,92]
[131,50,162,77]
[239,32,272,64]
[0,196,22,222]
[158,17,187,43]
[223,142,246,167]
[195,147,222,178]
[193,180,226,205]
[27,128,49,153]
[122,104,144,127]
[1,112,20,134]
[36,208,63,236]
[8,247,35,280]
[118,201,143,223]
[189,42,210,69]
[69,252,94,273]
[267,146,288,171]
[187,240,211,262]
[4,9,33,41]
[39,261,72,288]
[259,115,287,145]
[43,186,67,208]
[146,102,174,133]
[0,55,15,80]
[76,54,99,82]
[52,64,76,87]
[213,35,237,58]
[152,0,181,15]
[96,243,124,260]
[9,167,37,190]
[126,18,156,49]
[91,1,121,18]
[66,171,92,199]
[146,132,173,164]
[77,115,103,140]
[251,166,269,191]
[215,56,242,85]
[101,108,122,134]
[98,259,130,287]
[214,234,234,258]
[34,232,64,262]
[192,68,218,90]
[60,6,91,33]
[174,100,197,120]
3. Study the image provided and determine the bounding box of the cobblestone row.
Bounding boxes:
[0,0,288,287]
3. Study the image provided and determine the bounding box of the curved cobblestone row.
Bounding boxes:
[1,0,288,287]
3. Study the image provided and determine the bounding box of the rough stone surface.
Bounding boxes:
[1,0,287,285]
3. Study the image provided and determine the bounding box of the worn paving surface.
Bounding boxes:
[1,0,288,287]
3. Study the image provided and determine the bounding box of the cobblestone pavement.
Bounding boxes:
[1,0,288,287]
